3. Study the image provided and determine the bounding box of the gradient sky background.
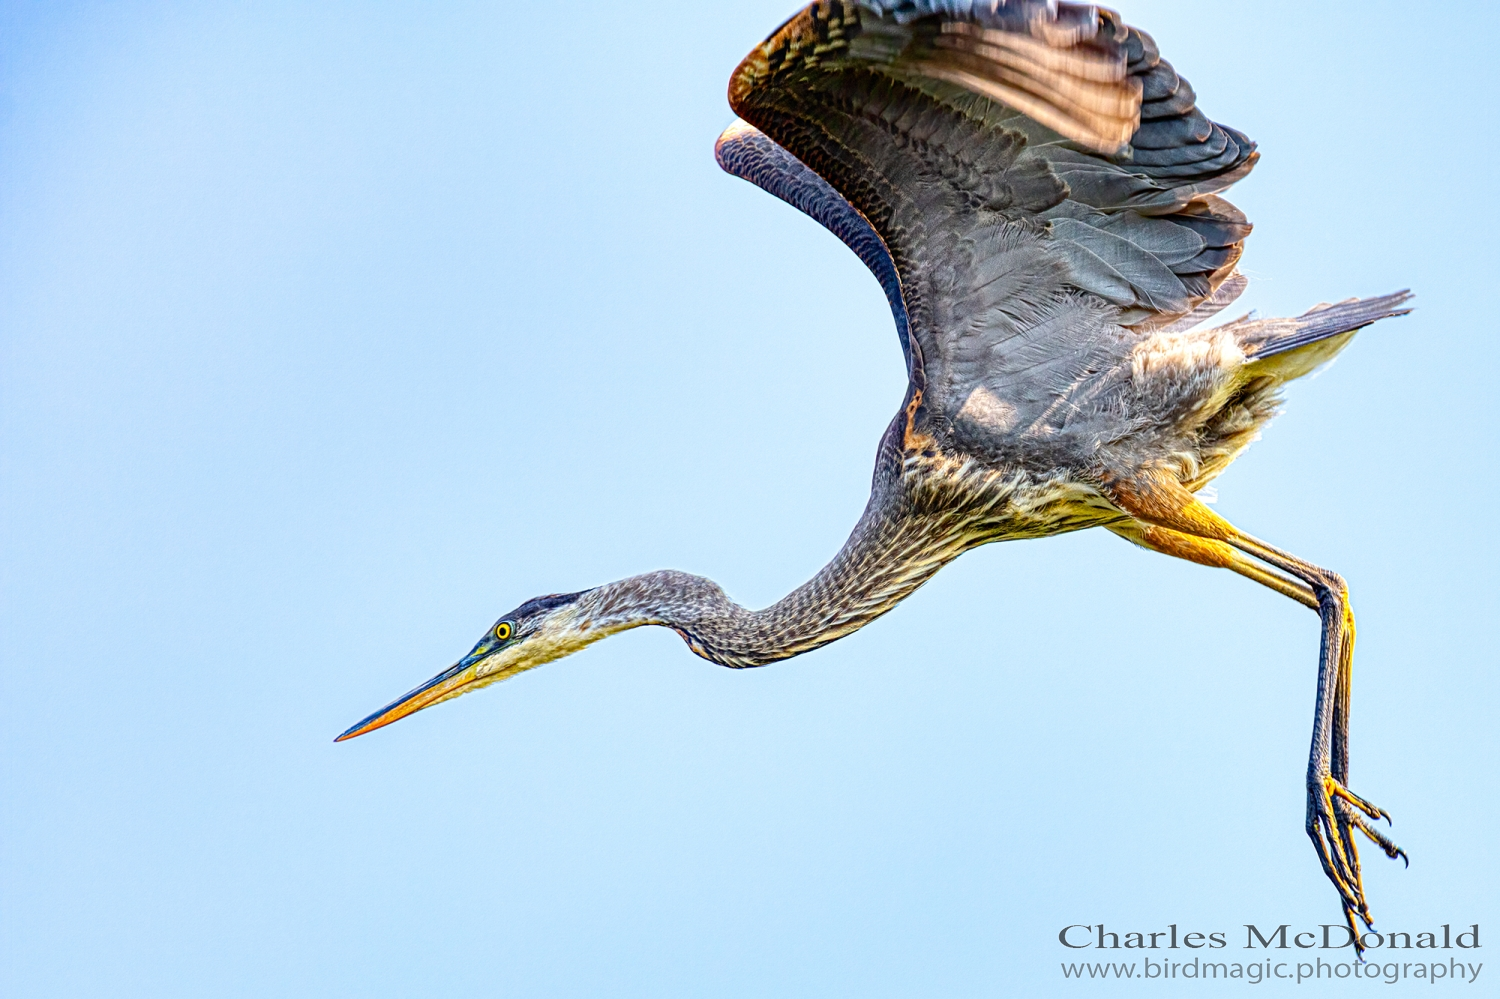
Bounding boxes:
[2,1,1496,995]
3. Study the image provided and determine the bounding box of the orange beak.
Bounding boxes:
[334,658,484,742]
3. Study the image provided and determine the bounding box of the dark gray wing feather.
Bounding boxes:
[723,0,1257,450]
[715,119,913,368]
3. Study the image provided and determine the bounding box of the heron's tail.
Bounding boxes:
[1242,291,1413,380]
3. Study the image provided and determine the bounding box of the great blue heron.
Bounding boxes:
[338,0,1410,944]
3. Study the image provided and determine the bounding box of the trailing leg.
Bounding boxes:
[1107,520,1316,609]
[1101,473,1404,942]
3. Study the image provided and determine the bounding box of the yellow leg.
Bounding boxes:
[1101,473,1404,947]
[1107,520,1317,610]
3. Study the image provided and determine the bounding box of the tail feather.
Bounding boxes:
[1247,290,1413,360]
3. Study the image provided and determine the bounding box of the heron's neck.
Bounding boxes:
[575,499,959,668]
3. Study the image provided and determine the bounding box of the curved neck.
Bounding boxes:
[575,490,960,668]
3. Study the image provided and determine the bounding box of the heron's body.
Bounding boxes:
[339,0,1411,947]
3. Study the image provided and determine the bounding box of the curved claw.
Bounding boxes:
[1341,906,1364,960]
[1307,775,1406,944]
[1327,777,1390,824]
[1353,814,1409,868]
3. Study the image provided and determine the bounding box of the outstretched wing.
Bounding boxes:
[716,119,915,369]
[722,1,1256,449]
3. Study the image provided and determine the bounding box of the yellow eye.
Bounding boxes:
[494,622,512,641]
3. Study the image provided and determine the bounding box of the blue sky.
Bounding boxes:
[2,1,1496,995]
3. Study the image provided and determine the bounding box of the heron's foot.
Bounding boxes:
[1307,776,1406,943]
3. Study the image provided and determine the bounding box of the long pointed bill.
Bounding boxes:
[335,659,482,742]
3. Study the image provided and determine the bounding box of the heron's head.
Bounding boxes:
[335,589,602,741]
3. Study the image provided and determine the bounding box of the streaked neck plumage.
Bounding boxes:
[575,486,960,668]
